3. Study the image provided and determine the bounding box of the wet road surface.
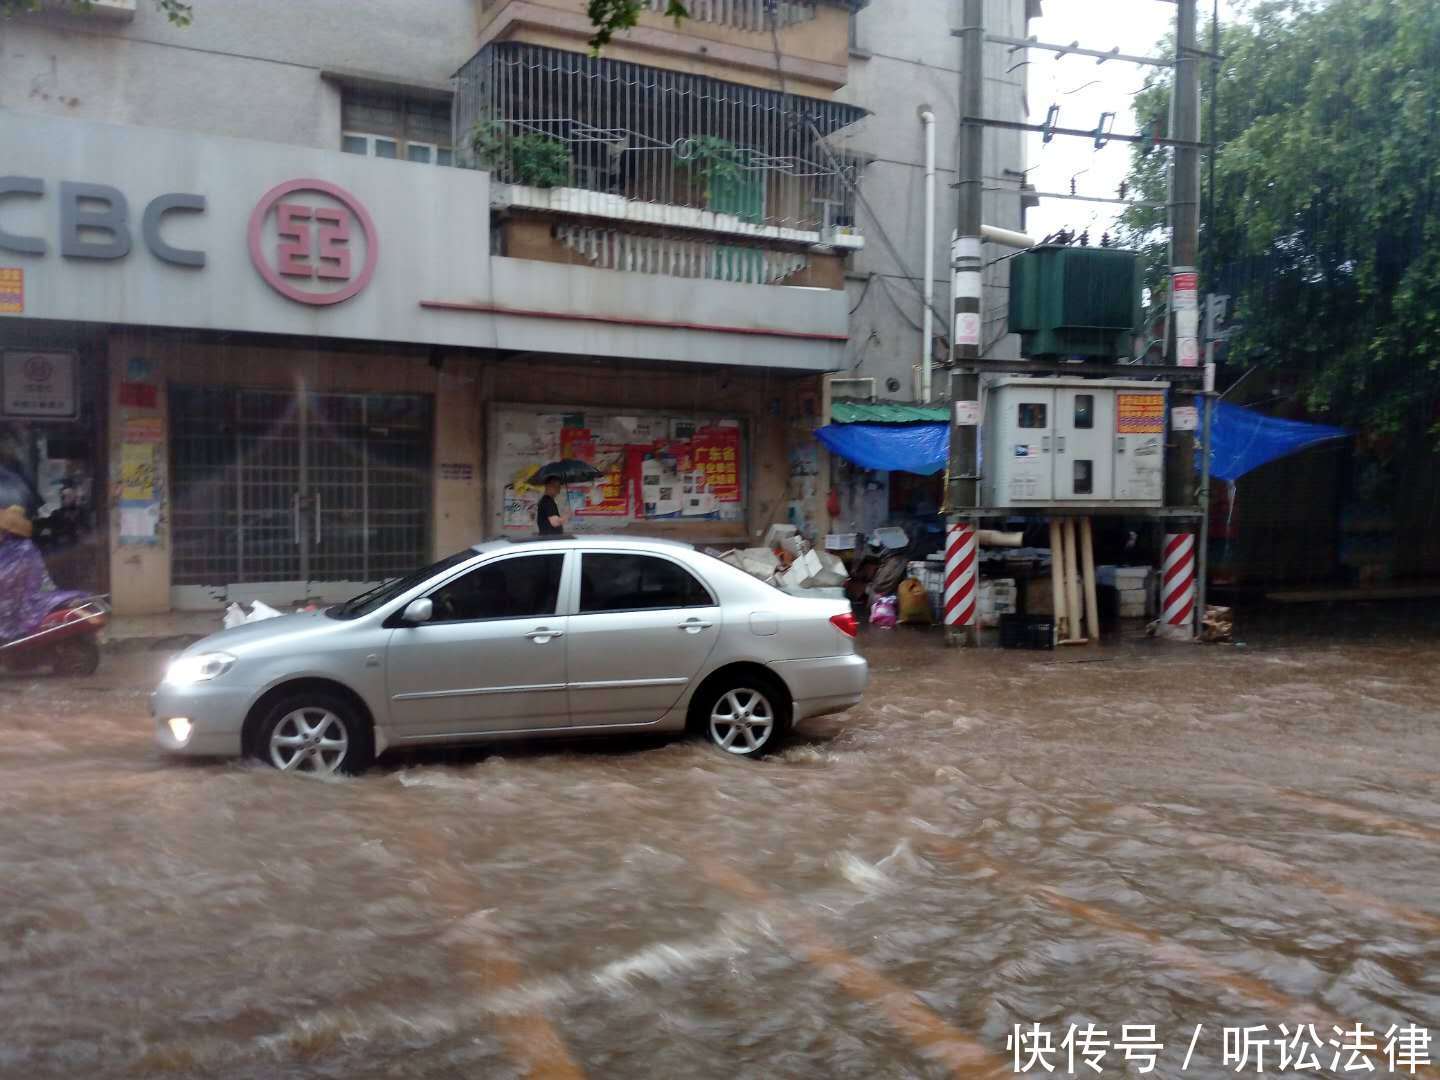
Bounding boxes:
[3,614,1439,1078]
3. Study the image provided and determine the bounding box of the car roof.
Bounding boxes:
[469,534,697,554]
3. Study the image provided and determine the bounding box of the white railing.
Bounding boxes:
[556,225,810,285]
[644,0,817,30]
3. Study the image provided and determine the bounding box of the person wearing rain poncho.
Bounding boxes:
[0,505,86,644]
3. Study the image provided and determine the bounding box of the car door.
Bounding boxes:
[566,551,722,726]
[385,551,571,737]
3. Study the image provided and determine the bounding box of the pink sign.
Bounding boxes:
[247,178,378,306]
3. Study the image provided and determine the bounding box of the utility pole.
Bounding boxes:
[942,0,985,648]
[1165,0,1201,503]
[948,0,983,512]
[1162,0,1204,638]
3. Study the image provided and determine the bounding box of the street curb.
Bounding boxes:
[102,635,205,655]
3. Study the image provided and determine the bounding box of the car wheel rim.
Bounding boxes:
[709,688,775,755]
[269,707,349,775]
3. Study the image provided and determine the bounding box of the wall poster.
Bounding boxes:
[493,408,745,533]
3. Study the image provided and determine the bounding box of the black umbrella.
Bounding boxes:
[534,459,603,484]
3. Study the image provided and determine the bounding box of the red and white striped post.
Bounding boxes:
[1160,531,1197,640]
[944,521,978,640]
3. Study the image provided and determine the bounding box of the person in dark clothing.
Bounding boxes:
[536,476,566,535]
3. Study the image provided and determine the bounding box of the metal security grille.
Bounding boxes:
[454,42,866,233]
[170,387,432,588]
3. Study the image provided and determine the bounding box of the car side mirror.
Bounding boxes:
[402,598,433,625]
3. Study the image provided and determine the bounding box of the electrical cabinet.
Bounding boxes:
[980,377,1168,508]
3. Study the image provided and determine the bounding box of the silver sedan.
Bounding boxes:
[153,536,867,773]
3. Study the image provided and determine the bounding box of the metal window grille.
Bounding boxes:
[641,0,818,29]
[555,224,809,283]
[454,42,865,233]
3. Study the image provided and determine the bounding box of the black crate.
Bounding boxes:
[999,613,1055,650]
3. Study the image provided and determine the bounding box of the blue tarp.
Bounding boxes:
[1205,400,1349,482]
[814,422,948,475]
[815,403,1348,482]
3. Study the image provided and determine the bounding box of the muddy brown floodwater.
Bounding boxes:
[3,612,1439,1079]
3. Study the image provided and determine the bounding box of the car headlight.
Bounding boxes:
[164,652,237,685]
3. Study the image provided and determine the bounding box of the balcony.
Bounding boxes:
[455,42,867,252]
[473,1,863,94]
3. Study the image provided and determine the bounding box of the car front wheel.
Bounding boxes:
[256,692,373,776]
[700,676,790,759]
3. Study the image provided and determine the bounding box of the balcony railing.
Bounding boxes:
[641,0,817,30]
[555,225,810,284]
[454,42,865,235]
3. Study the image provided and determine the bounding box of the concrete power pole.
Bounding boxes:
[1165,0,1201,508]
[947,0,984,514]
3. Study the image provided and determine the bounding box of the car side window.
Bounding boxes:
[579,553,714,613]
[427,553,563,623]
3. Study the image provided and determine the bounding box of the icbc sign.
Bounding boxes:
[247,179,378,306]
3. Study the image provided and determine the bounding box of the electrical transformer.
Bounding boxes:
[980,377,1168,508]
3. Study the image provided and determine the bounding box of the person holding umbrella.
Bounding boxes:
[536,474,566,535]
[531,458,604,536]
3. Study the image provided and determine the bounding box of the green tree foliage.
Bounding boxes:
[1119,0,1440,437]
[0,0,191,23]
[586,0,689,52]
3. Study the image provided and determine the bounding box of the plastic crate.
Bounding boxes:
[999,613,1055,650]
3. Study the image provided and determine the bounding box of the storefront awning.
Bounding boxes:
[814,422,948,475]
[830,402,948,424]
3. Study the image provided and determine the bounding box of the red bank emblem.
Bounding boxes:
[247,179,378,306]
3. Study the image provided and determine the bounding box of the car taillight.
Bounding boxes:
[830,611,858,638]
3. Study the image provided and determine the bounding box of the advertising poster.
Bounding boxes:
[495,409,744,532]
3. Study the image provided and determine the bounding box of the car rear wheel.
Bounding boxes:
[256,692,373,776]
[700,675,790,759]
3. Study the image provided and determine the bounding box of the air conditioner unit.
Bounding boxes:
[826,376,876,402]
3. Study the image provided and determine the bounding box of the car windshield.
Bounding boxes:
[326,550,475,620]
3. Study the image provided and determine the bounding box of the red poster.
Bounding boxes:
[692,425,741,503]
[118,381,158,409]
[577,441,630,516]
[560,426,595,463]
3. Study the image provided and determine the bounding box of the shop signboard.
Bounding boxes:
[2,350,76,419]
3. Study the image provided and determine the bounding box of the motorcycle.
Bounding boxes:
[0,595,109,676]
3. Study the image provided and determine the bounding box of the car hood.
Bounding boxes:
[181,611,342,657]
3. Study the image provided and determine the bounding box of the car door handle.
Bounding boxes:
[526,627,565,641]
[677,619,713,633]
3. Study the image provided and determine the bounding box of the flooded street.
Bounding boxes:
[4,615,1439,1078]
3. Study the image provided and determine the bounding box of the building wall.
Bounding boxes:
[0,1,473,148]
[834,0,1029,401]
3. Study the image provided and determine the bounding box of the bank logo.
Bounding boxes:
[247,179,378,306]
[23,354,53,383]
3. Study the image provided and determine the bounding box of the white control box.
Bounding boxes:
[980,377,1168,508]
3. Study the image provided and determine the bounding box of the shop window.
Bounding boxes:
[1018,402,1048,429]
[1074,394,1094,429]
[427,554,563,622]
[340,86,452,166]
[1073,460,1094,495]
[579,554,714,613]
